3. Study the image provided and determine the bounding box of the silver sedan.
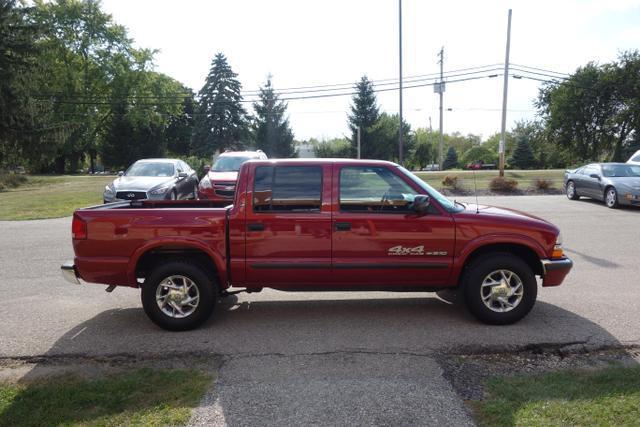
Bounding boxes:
[103,158,199,203]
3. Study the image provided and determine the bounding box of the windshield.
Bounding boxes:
[398,166,463,213]
[213,156,253,172]
[602,164,640,177]
[126,162,175,177]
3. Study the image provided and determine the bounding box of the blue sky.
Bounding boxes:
[101,0,640,141]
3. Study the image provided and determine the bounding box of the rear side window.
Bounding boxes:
[253,166,322,212]
[632,154,640,162]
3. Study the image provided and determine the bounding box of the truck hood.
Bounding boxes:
[460,203,550,225]
[207,171,238,183]
[112,176,175,192]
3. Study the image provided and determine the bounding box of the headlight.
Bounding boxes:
[149,186,170,195]
[199,177,212,189]
[104,185,115,195]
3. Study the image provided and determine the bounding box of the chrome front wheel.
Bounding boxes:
[480,269,524,313]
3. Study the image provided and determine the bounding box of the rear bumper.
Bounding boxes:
[61,261,81,285]
[541,257,573,287]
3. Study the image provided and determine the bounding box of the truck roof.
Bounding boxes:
[244,158,399,167]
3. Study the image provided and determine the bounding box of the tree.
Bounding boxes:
[368,113,412,162]
[0,0,38,167]
[251,77,295,157]
[537,51,640,163]
[410,128,437,169]
[347,76,379,158]
[509,135,536,169]
[193,53,247,155]
[313,137,351,158]
[460,146,496,166]
[442,147,458,170]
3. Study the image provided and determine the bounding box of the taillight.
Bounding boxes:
[72,214,87,240]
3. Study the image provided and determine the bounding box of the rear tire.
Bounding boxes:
[141,260,216,331]
[463,253,537,325]
[566,181,579,200]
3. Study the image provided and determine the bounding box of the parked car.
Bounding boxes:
[103,158,198,203]
[63,158,572,331]
[628,149,640,165]
[564,163,640,208]
[466,161,496,170]
[197,150,267,201]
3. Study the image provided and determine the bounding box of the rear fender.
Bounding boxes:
[127,237,227,286]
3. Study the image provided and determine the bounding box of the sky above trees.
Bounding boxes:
[101,0,640,141]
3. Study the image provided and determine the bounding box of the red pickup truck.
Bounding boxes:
[62,159,572,331]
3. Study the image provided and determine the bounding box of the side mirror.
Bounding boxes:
[589,173,601,180]
[411,195,431,214]
[178,171,188,179]
[203,165,211,174]
[117,171,124,177]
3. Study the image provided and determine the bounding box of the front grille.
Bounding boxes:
[116,191,147,200]
[213,182,235,199]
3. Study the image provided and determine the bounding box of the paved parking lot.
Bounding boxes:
[1,195,638,424]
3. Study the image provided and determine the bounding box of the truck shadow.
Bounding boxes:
[4,296,637,426]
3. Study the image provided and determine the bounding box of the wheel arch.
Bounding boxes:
[127,239,226,287]
[454,241,544,287]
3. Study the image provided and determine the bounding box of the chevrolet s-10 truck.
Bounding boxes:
[61,159,573,331]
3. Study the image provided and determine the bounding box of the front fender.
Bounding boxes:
[450,234,547,285]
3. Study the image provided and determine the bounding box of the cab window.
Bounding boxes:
[339,166,425,213]
[253,166,322,212]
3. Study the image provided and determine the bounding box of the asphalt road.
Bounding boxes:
[1,194,638,425]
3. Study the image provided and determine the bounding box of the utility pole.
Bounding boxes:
[357,126,361,159]
[437,47,444,170]
[398,0,404,165]
[499,9,512,177]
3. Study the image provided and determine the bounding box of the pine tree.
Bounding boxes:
[443,147,458,170]
[347,76,380,158]
[509,135,536,169]
[252,77,295,157]
[193,53,248,155]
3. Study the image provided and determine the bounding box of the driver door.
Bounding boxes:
[331,165,455,287]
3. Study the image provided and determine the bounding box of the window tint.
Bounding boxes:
[339,166,421,213]
[253,166,322,212]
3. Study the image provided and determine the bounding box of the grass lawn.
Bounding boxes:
[0,175,113,220]
[414,169,565,191]
[473,365,640,426]
[0,368,211,426]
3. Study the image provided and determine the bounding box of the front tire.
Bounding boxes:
[605,187,619,209]
[463,253,537,325]
[141,260,216,331]
[566,181,579,200]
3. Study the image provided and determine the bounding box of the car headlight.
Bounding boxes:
[104,185,115,195]
[149,186,170,195]
[199,177,212,189]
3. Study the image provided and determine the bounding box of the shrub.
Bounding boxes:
[489,176,518,192]
[533,179,554,190]
[442,175,459,189]
[0,174,28,192]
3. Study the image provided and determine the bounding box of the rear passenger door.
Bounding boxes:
[244,164,332,287]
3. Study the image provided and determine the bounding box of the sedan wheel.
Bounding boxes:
[566,181,579,200]
[605,187,619,209]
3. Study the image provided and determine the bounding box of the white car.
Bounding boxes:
[628,150,640,165]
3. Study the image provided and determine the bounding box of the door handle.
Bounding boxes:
[247,223,265,231]
[334,222,351,231]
